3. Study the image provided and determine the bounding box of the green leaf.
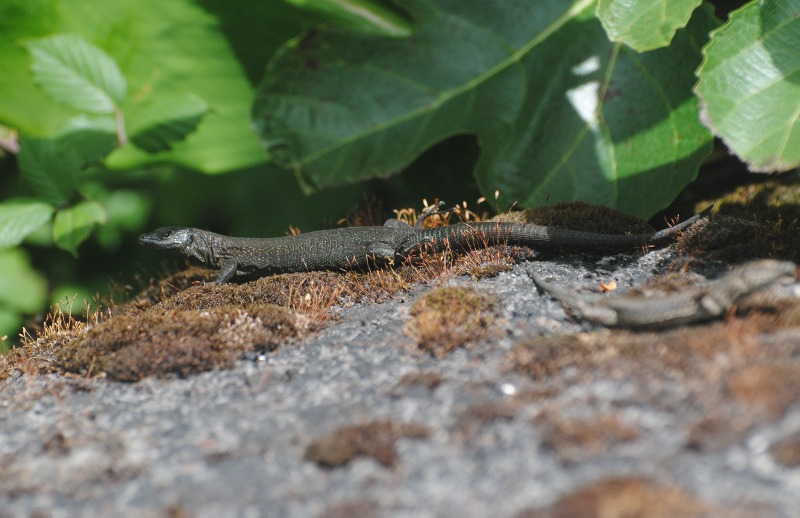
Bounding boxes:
[204,0,324,88]
[254,0,716,217]
[25,34,126,114]
[17,135,82,206]
[55,115,118,163]
[281,0,414,37]
[0,248,48,314]
[695,0,800,172]
[98,0,271,172]
[52,201,107,256]
[128,94,209,153]
[1,0,269,173]
[596,0,703,52]
[0,200,54,250]
[482,4,718,216]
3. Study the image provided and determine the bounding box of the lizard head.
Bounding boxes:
[138,227,197,253]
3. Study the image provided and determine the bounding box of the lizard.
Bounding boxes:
[139,203,711,284]
[529,259,797,329]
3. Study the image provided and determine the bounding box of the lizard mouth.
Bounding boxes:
[138,232,166,248]
[138,227,187,251]
[138,233,162,248]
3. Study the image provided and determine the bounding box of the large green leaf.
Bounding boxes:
[0,200,54,250]
[481,4,717,215]
[54,115,118,164]
[128,94,209,153]
[17,136,82,206]
[254,0,716,217]
[25,34,126,114]
[596,0,702,52]
[53,200,107,256]
[695,0,800,173]
[281,0,414,37]
[87,0,268,172]
[198,0,322,86]
[0,0,268,173]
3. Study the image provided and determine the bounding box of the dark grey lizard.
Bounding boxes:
[139,204,711,283]
[529,259,797,329]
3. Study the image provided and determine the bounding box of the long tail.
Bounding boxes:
[409,205,712,253]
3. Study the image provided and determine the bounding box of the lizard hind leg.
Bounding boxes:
[366,242,399,267]
[383,219,412,229]
[382,201,458,230]
[414,201,458,228]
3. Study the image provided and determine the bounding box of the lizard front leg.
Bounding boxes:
[215,258,239,283]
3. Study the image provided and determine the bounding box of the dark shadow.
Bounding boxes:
[197,0,319,86]
[374,134,481,212]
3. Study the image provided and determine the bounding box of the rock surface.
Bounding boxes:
[2,242,799,517]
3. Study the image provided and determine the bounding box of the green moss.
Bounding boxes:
[677,215,799,263]
[697,179,800,223]
[57,304,302,381]
[127,266,217,311]
[406,286,501,357]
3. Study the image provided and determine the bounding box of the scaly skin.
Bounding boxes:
[139,207,710,283]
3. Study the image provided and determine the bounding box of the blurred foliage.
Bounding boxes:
[0,0,797,346]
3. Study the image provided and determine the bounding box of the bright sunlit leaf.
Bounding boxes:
[25,34,126,114]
